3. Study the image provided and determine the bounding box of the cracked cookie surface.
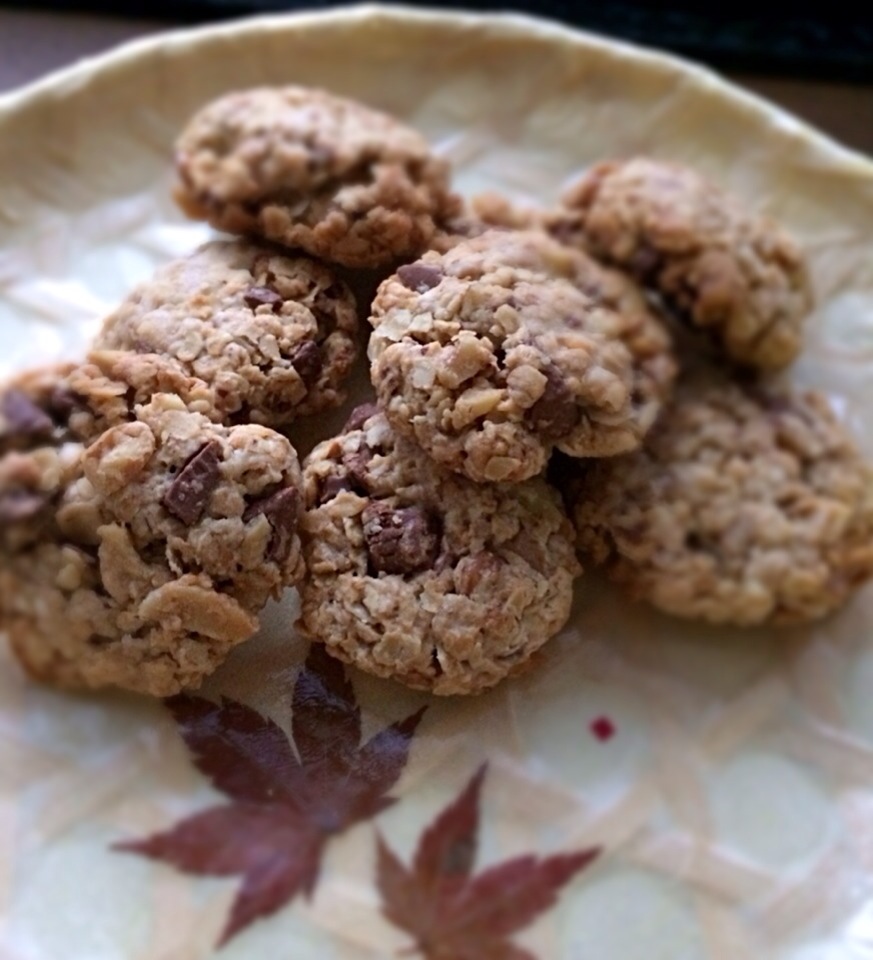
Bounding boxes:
[369,229,675,482]
[299,406,580,695]
[553,158,811,370]
[567,383,873,625]
[96,239,359,427]
[174,86,459,268]
[1,388,304,696]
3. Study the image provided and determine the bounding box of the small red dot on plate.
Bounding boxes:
[590,716,616,742]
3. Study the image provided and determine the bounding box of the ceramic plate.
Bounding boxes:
[2,6,873,958]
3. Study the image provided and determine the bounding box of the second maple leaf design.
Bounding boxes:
[115,645,425,946]
[377,766,600,960]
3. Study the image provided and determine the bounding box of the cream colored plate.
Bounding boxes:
[3,6,873,959]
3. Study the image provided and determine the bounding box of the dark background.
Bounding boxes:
[4,1,873,80]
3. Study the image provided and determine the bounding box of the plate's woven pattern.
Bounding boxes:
[2,9,873,959]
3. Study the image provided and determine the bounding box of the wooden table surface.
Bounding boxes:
[1,7,871,158]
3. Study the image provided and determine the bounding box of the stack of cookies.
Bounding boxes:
[1,87,871,700]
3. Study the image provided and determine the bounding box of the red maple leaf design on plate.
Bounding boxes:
[114,645,425,947]
[377,766,600,960]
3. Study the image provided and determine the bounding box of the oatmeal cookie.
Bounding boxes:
[95,239,359,427]
[430,192,546,253]
[369,230,674,482]
[299,405,579,695]
[0,352,219,458]
[427,226,676,438]
[568,383,873,625]
[0,392,305,696]
[553,158,812,370]
[0,363,80,457]
[174,86,459,268]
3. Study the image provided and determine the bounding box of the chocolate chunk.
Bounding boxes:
[344,403,380,433]
[162,440,223,525]
[528,365,580,439]
[307,144,336,170]
[244,285,284,311]
[1,390,53,438]
[0,490,47,523]
[456,550,502,594]
[397,263,443,293]
[507,529,549,575]
[343,443,372,492]
[48,385,81,421]
[362,501,441,576]
[313,284,343,335]
[289,341,322,388]
[629,243,662,278]
[320,283,344,300]
[547,219,582,247]
[244,486,300,563]
[319,474,353,503]
[752,389,794,415]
